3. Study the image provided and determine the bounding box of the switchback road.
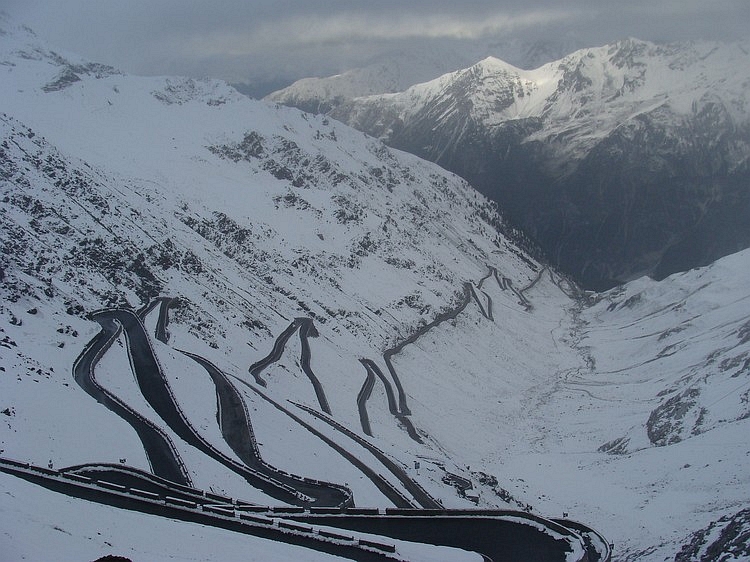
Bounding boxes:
[74,313,191,486]
[249,318,332,414]
[181,350,351,507]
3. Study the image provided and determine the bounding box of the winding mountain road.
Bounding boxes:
[87,308,350,507]
[181,350,351,507]
[293,402,442,510]
[1,456,610,561]
[298,318,332,414]
[55,268,610,560]
[249,320,300,387]
[356,283,474,442]
[471,268,495,320]
[229,376,414,508]
[73,313,191,486]
[356,364,376,437]
[288,509,610,562]
[358,359,421,442]
[249,317,332,414]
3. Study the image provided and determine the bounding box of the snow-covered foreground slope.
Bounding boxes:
[1,18,749,561]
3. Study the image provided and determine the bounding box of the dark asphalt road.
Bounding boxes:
[1,456,609,562]
[298,318,332,414]
[294,402,442,509]
[74,314,191,486]
[248,318,332,414]
[0,459,398,562]
[358,359,422,443]
[356,365,376,436]
[288,510,596,562]
[181,350,352,507]
[60,274,609,560]
[249,320,300,386]
[125,307,354,506]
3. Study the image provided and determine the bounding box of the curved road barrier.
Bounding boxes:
[0,458,399,562]
[0,458,609,562]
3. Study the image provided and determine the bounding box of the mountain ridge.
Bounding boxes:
[264,37,584,109]
[277,36,750,290]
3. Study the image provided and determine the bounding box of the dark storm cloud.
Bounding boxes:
[4,0,749,85]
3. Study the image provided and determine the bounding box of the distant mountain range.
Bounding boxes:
[265,37,583,107]
[271,38,750,290]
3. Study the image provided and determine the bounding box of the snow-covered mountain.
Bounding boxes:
[265,38,583,111]
[286,38,750,290]
[2,18,750,562]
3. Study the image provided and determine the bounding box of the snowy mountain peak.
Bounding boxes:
[472,55,524,74]
[265,38,585,111]
[316,37,750,291]
[333,37,750,128]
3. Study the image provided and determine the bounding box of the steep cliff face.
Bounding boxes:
[314,39,750,290]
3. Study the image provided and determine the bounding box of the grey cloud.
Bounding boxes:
[4,0,749,88]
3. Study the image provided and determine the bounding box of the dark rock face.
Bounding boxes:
[676,509,750,562]
[338,100,750,290]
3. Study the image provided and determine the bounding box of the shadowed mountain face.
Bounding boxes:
[386,105,750,291]
[279,39,750,290]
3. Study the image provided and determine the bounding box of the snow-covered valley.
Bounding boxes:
[1,17,750,562]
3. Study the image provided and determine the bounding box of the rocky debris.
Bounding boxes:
[676,509,750,562]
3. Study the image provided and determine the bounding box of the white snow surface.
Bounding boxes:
[1,17,750,561]
[266,38,583,109]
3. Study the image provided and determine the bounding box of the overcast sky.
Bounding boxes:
[5,0,750,93]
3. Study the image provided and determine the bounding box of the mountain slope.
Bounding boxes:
[0,18,561,561]
[2,18,750,562]
[307,38,750,290]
